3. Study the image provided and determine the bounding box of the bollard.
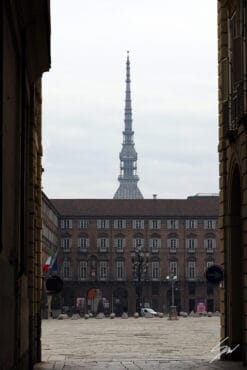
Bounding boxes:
[168,306,178,320]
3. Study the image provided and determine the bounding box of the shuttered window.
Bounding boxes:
[167,219,179,229]
[61,219,72,229]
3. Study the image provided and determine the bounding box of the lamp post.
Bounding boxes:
[166,272,177,319]
[131,244,149,315]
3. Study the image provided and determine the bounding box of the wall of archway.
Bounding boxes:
[218,136,246,362]
[225,164,243,359]
[218,0,247,363]
[0,2,51,369]
[218,139,246,362]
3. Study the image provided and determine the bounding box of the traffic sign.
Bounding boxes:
[206,265,223,285]
[46,275,63,294]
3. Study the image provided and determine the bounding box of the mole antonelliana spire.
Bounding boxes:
[114,52,143,199]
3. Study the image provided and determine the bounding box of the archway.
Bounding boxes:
[227,165,243,360]
[62,287,75,315]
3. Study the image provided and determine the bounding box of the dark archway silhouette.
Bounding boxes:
[226,165,243,360]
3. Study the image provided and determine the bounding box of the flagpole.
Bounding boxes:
[47,294,52,319]
[43,248,59,319]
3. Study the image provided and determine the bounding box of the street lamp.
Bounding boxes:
[166,273,177,319]
[131,244,149,315]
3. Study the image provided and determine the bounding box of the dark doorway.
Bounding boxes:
[189,298,196,312]
[207,299,214,312]
[113,288,128,316]
[62,287,75,315]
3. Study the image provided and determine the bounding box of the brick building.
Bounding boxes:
[41,55,220,317]
[42,192,59,266]
[49,195,219,315]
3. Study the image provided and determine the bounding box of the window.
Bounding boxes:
[167,219,179,229]
[114,238,125,252]
[62,260,71,279]
[169,261,178,277]
[221,58,229,102]
[133,238,144,249]
[231,11,241,39]
[204,220,216,230]
[78,237,89,251]
[114,219,126,229]
[132,220,144,229]
[204,238,216,252]
[46,230,57,245]
[116,261,124,280]
[97,238,109,252]
[149,220,161,229]
[43,225,57,245]
[150,238,161,252]
[186,220,197,229]
[61,237,72,251]
[97,219,109,229]
[186,238,197,252]
[168,238,178,251]
[152,261,160,280]
[187,261,196,279]
[79,219,88,229]
[230,10,242,85]
[79,261,87,280]
[61,219,72,229]
[99,261,108,280]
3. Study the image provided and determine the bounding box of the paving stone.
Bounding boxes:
[34,362,55,370]
[54,362,65,370]
[35,317,245,370]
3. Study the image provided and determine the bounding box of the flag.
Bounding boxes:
[42,249,54,272]
[42,255,52,271]
[50,253,58,273]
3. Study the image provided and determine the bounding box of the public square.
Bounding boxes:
[34,316,244,370]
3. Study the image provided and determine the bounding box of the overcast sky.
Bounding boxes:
[42,0,218,199]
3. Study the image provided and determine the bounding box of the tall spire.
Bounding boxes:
[113,52,143,199]
[125,51,132,132]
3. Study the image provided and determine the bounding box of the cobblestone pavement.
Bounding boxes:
[34,316,245,369]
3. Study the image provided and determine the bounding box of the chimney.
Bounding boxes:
[153,194,157,199]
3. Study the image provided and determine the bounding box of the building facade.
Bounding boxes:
[50,195,219,316]
[42,192,59,266]
[218,0,247,364]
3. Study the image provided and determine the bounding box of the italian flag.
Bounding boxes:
[42,250,54,272]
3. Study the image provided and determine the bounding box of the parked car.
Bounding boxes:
[141,308,158,316]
